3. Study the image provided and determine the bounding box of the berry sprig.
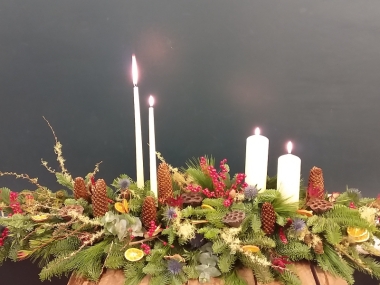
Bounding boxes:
[9,191,22,215]
[0,227,9,246]
[187,157,247,201]
[147,221,157,237]
[140,243,151,255]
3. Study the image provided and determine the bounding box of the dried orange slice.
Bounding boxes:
[241,245,260,253]
[352,231,370,243]
[124,248,144,261]
[31,214,49,222]
[347,227,368,238]
[201,204,215,210]
[115,199,129,213]
[296,209,313,217]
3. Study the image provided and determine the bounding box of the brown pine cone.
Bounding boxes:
[307,167,325,200]
[157,163,174,205]
[141,196,157,228]
[313,241,324,254]
[92,179,109,217]
[303,233,313,246]
[74,177,90,201]
[261,202,276,235]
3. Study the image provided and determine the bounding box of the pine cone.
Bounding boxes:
[304,233,313,246]
[306,198,333,214]
[158,163,174,205]
[261,202,276,235]
[92,179,109,217]
[141,196,157,227]
[74,177,90,201]
[307,167,325,200]
[313,241,324,254]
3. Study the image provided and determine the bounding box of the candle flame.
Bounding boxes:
[287,141,293,154]
[132,55,138,85]
[254,127,260,135]
[149,95,155,107]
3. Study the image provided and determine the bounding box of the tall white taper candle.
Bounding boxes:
[132,55,144,188]
[148,95,157,197]
[277,141,301,203]
[245,127,269,191]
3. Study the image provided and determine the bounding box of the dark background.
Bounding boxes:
[1,0,380,284]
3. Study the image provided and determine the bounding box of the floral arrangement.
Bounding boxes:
[1,129,380,285]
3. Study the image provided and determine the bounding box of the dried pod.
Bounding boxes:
[223,210,246,227]
[306,198,333,214]
[181,192,203,207]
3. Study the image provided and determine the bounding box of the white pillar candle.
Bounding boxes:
[148,95,157,197]
[245,127,269,191]
[277,141,301,203]
[132,55,144,188]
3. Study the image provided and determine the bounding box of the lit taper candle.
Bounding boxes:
[148,95,157,197]
[132,55,144,188]
[277,141,301,203]
[245,127,269,191]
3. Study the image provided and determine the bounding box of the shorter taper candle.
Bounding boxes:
[277,141,301,203]
[148,95,157,197]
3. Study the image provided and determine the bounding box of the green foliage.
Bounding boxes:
[0,187,11,204]
[278,270,302,285]
[40,240,108,281]
[197,227,220,240]
[315,244,355,284]
[223,269,248,285]
[124,260,146,285]
[55,173,73,191]
[276,240,313,261]
[104,242,125,269]
[218,250,236,273]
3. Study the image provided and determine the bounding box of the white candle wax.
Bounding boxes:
[277,141,301,203]
[132,55,144,188]
[245,127,269,191]
[148,96,157,197]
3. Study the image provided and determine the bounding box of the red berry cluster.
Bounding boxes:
[0,227,9,246]
[9,192,22,216]
[147,221,157,237]
[187,157,248,203]
[140,243,151,255]
[271,256,291,273]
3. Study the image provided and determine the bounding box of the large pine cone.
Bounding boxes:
[74,177,90,201]
[141,196,157,228]
[157,163,174,205]
[92,179,109,217]
[307,167,325,200]
[261,202,276,235]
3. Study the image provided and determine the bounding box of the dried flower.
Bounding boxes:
[244,185,258,201]
[165,207,177,220]
[167,259,183,275]
[292,218,306,233]
[117,178,131,190]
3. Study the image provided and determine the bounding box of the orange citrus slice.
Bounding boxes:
[352,231,370,243]
[296,209,313,217]
[347,227,368,238]
[115,199,129,213]
[201,204,215,210]
[31,214,49,222]
[241,245,260,253]
[124,248,144,261]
